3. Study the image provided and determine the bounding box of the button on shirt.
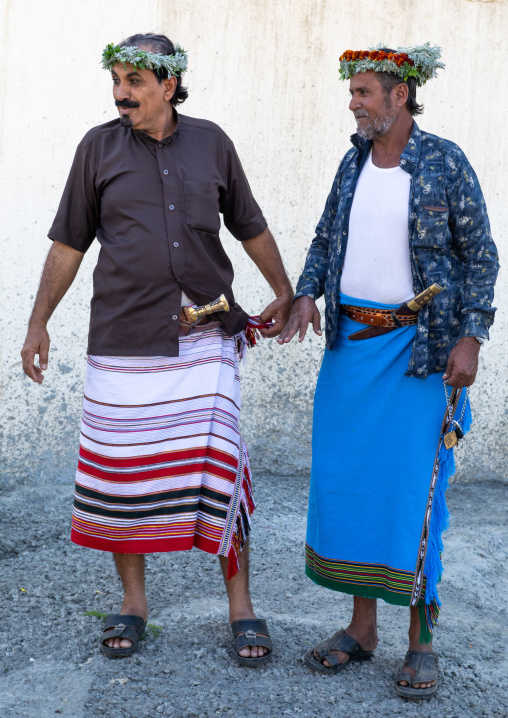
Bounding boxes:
[48,111,267,356]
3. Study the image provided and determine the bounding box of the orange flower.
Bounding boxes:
[339,47,420,77]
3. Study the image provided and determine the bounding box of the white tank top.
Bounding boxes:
[340,150,414,305]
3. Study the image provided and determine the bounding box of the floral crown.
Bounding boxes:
[339,43,444,87]
[101,43,188,77]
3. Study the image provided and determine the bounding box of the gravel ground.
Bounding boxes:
[0,472,506,718]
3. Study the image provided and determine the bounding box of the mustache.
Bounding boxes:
[115,99,140,108]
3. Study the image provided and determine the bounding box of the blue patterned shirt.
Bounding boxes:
[295,123,499,378]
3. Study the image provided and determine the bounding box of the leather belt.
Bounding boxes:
[342,304,418,329]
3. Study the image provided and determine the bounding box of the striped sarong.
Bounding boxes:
[71,326,254,577]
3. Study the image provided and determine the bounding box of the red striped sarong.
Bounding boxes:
[71,326,254,577]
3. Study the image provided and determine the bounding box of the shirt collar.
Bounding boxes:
[134,108,180,145]
[399,121,421,171]
[350,121,422,173]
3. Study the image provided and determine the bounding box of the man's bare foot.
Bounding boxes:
[103,603,149,650]
[219,540,269,659]
[315,595,378,668]
[397,643,437,690]
[230,611,269,659]
[318,625,378,668]
[399,606,437,689]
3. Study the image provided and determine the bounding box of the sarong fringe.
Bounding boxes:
[420,397,472,643]
[227,441,255,580]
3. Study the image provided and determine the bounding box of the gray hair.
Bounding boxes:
[375,48,423,116]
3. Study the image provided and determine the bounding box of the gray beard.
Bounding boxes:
[120,115,134,128]
[356,111,397,140]
[355,96,398,140]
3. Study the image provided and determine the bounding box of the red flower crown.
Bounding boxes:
[338,44,444,87]
[340,50,414,68]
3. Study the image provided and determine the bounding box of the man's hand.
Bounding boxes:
[240,228,293,336]
[21,323,50,384]
[20,240,84,385]
[259,295,293,338]
[277,296,322,344]
[443,337,481,388]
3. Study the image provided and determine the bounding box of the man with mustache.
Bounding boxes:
[21,32,292,663]
[279,45,498,698]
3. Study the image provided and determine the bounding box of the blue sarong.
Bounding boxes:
[306,294,469,637]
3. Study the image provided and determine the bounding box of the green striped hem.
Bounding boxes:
[305,544,425,608]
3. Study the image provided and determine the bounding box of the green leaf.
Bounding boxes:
[83,610,107,619]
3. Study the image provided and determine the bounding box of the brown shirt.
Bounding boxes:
[48,111,267,356]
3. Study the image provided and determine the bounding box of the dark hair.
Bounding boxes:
[120,33,188,106]
[375,48,423,116]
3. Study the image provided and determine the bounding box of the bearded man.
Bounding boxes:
[279,45,498,698]
[21,32,293,664]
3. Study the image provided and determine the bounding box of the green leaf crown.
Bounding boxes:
[339,43,444,87]
[102,43,188,77]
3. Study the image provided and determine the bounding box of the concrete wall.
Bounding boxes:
[1,0,507,488]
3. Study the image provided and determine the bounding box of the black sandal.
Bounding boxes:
[231,619,273,667]
[99,614,147,659]
[303,629,374,675]
[396,650,439,699]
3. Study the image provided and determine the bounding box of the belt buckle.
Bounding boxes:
[377,312,391,328]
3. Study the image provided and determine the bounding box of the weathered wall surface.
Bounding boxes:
[1,0,507,488]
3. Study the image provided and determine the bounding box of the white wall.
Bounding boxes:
[1,0,507,487]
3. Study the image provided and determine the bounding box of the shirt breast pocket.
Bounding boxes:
[183,180,221,234]
[414,204,450,248]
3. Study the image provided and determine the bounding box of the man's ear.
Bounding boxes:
[394,82,409,108]
[163,76,177,102]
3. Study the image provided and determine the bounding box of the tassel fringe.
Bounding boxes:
[235,316,273,362]
[419,393,471,643]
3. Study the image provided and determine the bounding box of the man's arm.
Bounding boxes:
[241,228,293,337]
[442,147,499,387]
[21,241,84,383]
[277,168,342,344]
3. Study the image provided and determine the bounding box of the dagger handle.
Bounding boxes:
[183,294,230,323]
[406,283,444,312]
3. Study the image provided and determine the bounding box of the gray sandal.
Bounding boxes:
[99,614,147,659]
[396,650,439,699]
[231,619,273,667]
[303,629,374,675]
